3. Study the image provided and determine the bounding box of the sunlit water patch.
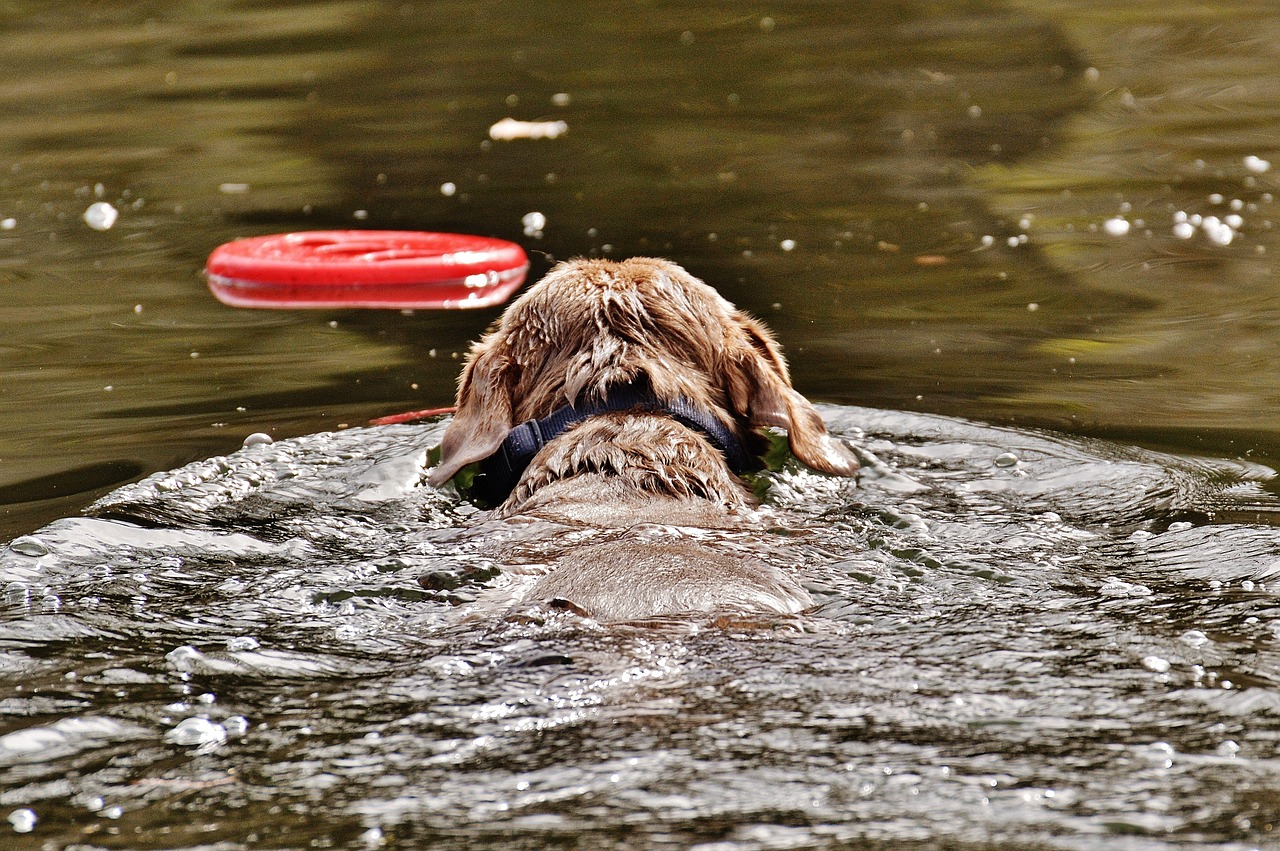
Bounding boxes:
[3,410,1280,848]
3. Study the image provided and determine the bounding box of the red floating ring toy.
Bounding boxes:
[205,230,529,309]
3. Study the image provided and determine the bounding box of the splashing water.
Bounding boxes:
[3,408,1280,847]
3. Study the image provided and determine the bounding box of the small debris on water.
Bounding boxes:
[83,201,118,231]
[219,183,250,194]
[489,118,568,141]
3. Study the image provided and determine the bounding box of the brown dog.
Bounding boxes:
[428,257,859,621]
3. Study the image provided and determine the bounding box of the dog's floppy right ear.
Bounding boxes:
[427,343,515,487]
[727,316,860,478]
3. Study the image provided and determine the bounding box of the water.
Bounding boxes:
[6,0,1280,847]
[4,410,1280,848]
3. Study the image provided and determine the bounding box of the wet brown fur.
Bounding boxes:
[428,257,859,620]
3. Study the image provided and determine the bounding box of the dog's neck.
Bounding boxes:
[468,381,754,507]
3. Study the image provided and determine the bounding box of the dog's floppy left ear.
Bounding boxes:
[427,343,515,487]
[726,317,859,477]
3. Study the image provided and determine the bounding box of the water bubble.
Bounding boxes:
[1167,521,1193,532]
[102,805,123,819]
[1172,222,1195,239]
[226,636,261,652]
[9,535,49,557]
[1203,217,1234,246]
[1225,213,1244,229]
[522,211,547,238]
[164,716,227,751]
[550,92,571,107]
[8,808,35,833]
[1179,630,1209,647]
[5,582,30,608]
[241,432,273,449]
[360,827,385,847]
[83,202,119,231]
[1142,655,1171,673]
[1103,217,1130,236]
[222,715,250,736]
[1245,155,1271,174]
[0,218,14,230]
[993,452,1019,468]
[440,182,457,197]
[779,239,796,251]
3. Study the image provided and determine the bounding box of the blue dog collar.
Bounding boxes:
[470,383,755,505]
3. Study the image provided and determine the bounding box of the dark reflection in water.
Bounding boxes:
[4,1,1280,535]
[6,0,1280,847]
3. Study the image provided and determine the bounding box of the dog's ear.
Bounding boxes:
[726,316,859,477]
[427,343,515,487]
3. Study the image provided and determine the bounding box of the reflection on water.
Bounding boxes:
[4,1,1280,535]
[7,0,1280,846]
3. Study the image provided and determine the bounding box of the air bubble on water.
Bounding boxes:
[226,636,261,651]
[1180,630,1209,647]
[440,182,456,197]
[1103,217,1130,236]
[242,432,273,449]
[1142,655,1171,673]
[0,218,14,230]
[1167,521,1193,532]
[222,715,250,736]
[522,211,546,238]
[360,827,386,847]
[1245,155,1271,174]
[550,92,571,107]
[779,239,796,251]
[8,808,35,834]
[83,202,118,230]
[1225,214,1244,229]
[9,536,49,557]
[993,452,1019,468]
[1202,216,1234,246]
[164,716,228,751]
[1172,222,1195,239]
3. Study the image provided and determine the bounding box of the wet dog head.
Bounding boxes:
[427,257,859,488]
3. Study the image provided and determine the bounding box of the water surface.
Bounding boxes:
[5,1,1280,847]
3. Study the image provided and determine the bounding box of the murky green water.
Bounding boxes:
[5,1,1280,847]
